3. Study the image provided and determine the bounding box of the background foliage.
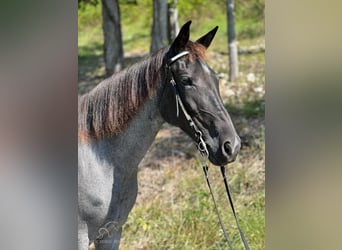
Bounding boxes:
[78,0,264,52]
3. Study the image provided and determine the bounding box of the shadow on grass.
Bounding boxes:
[78,42,103,64]
[141,126,195,170]
[226,98,265,119]
[78,42,103,88]
[225,98,265,149]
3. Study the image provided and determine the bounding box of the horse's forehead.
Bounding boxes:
[198,59,211,74]
[178,58,212,75]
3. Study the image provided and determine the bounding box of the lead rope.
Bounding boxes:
[203,163,250,250]
[220,166,250,250]
[203,165,234,250]
[167,51,249,249]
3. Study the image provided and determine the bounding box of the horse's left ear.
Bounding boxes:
[170,20,192,53]
[196,26,219,49]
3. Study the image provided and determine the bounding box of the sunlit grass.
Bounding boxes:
[121,134,265,249]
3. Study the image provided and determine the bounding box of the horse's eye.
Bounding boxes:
[181,77,192,86]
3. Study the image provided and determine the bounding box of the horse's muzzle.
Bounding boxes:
[222,135,241,163]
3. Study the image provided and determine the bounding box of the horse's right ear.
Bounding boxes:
[169,20,192,53]
[196,26,218,49]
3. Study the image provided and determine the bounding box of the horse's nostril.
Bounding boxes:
[224,141,233,157]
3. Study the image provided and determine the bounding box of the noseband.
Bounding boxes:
[165,51,250,250]
[166,51,209,157]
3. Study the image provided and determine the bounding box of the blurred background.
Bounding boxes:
[78,0,265,249]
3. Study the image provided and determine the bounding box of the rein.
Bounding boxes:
[166,51,250,250]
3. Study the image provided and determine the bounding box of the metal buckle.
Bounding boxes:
[195,131,209,158]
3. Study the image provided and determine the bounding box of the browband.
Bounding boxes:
[168,51,189,66]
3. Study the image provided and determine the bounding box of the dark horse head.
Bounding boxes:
[160,21,241,166]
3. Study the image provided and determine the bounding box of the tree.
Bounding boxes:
[227,0,239,81]
[150,0,168,53]
[102,0,124,77]
[168,0,179,41]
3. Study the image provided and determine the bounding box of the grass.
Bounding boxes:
[120,133,265,249]
[79,2,265,249]
[226,99,265,118]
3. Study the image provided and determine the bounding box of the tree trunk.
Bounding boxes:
[102,0,124,77]
[150,0,168,53]
[168,0,179,41]
[227,0,239,81]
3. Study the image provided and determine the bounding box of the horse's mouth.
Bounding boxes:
[206,144,231,166]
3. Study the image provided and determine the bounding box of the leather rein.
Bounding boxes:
[166,51,250,250]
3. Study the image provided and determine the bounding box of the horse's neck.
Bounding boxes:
[98,95,164,173]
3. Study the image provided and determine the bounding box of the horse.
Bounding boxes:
[78,21,241,250]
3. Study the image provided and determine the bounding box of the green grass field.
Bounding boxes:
[79,1,265,249]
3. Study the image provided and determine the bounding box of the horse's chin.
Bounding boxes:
[208,155,230,166]
[206,144,237,166]
[206,148,229,166]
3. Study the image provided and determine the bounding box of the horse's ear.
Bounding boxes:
[196,26,219,49]
[170,20,192,53]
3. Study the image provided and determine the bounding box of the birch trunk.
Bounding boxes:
[227,0,239,81]
[168,0,179,41]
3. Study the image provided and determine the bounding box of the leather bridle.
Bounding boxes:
[166,51,209,157]
[165,51,250,250]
